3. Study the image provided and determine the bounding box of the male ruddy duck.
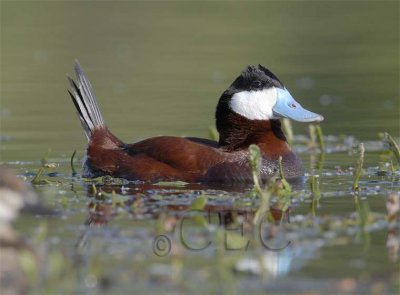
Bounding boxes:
[67,62,323,183]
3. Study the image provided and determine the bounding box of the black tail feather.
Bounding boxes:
[67,61,105,140]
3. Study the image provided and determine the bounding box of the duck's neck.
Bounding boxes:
[217,114,290,158]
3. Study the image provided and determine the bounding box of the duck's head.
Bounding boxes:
[217,64,323,123]
[215,65,324,150]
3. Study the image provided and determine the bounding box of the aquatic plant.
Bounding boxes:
[31,150,58,185]
[248,144,262,193]
[248,144,271,225]
[282,118,294,145]
[380,132,400,166]
[315,125,325,152]
[352,143,365,192]
[310,175,321,216]
[14,122,400,294]
[154,181,188,187]
[308,124,325,152]
[278,156,292,197]
[249,145,292,225]
[70,150,77,176]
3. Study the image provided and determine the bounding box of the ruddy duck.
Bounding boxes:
[67,62,323,183]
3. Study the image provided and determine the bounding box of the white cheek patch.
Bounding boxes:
[229,87,277,120]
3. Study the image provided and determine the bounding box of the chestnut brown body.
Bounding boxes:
[84,119,302,183]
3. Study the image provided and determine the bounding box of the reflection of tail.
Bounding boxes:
[67,61,105,140]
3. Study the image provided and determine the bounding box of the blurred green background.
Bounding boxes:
[1,1,399,161]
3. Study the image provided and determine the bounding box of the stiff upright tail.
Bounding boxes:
[67,61,105,140]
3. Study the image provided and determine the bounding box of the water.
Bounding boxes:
[1,1,399,294]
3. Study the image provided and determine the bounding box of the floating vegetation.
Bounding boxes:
[7,129,399,294]
[31,166,51,185]
[82,175,130,186]
[352,143,365,192]
[154,181,189,187]
[31,150,59,185]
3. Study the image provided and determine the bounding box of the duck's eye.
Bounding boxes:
[289,103,297,108]
[252,80,262,88]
